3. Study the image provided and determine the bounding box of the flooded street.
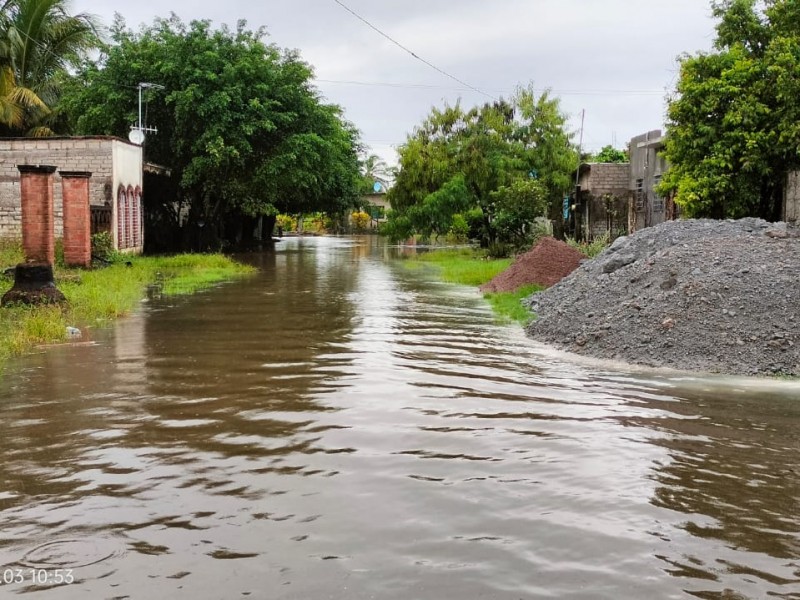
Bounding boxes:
[0,236,798,599]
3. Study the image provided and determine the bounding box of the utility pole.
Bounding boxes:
[573,109,586,241]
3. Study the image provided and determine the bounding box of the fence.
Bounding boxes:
[90,203,112,235]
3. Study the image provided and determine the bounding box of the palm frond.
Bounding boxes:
[0,96,23,127]
[8,84,47,109]
[1,0,102,134]
[26,124,55,137]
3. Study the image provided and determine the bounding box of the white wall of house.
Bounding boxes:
[112,140,145,252]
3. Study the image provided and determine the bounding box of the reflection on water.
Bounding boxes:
[0,236,798,599]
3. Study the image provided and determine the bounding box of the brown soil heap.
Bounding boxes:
[480,236,585,293]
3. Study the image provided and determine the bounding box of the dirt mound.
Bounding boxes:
[524,218,800,377]
[480,237,585,293]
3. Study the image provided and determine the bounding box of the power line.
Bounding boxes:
[330,0,496,101]
[316,78,665,96]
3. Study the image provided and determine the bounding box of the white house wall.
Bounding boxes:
[112,140,145,253]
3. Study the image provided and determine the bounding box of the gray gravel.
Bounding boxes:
[524,218,800,377]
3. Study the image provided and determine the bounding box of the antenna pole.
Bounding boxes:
[572,109,586,241]
[138,84,143,132]
[130,82,165,144]
[574,109,585,188]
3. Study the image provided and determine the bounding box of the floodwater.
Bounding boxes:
[0,236,798,600]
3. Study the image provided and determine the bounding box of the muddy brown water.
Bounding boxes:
[0,236,798,599]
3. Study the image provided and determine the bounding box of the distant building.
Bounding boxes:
[576,129,800,239]
[576,162,630,239]
[360,190,391,229]
[573,130,680,241]
[0,136,145,252]
[628,130,676,233]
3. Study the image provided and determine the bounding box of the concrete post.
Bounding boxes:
[60,171,93,267]
[18,165,57,264]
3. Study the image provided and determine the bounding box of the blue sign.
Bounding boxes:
[562,197,570,220]
[373,181,383,193]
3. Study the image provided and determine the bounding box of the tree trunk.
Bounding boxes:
[759,178,783,222]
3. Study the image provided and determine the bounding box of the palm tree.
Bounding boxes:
[360,152,391,192]
[0,0,99,135]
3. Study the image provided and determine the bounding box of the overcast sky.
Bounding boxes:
[71,0,717,166]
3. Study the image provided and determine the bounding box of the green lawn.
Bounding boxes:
[401,248,541,324]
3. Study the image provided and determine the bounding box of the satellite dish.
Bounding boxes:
[128,129,145,145]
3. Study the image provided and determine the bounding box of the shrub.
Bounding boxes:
[276,214,297,233]
[351,211,371,231]
[566,231,611,258]
[300,212,331,234]
[379,212,414,242]
[91,232,124,264]
[446,213,469,244]
[486,241,512,259]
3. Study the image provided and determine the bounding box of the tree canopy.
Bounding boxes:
[384,87,576,252]
[60,15,362,246]
[661,0,800,219]
[590,145,628,164]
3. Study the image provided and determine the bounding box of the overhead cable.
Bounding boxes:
[330,0,496,101]
[316,78,665,96]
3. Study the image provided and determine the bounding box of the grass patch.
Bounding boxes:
[408,248,512,287]
[401,248,540,324]
[0,253,254,372]
[484,284,543,325]
[0,238,23,267]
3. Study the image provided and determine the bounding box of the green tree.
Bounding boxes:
[489,178,548,249]
[661,0,800,219]
[60,15,361,247]
[0,0,99,135]
[590,145,628,163]
[385,86,576,252]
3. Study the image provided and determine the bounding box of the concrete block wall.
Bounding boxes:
[0,137,116,238]
[578,163,631,240]
[579,163,630,196]
[586,194,629,239]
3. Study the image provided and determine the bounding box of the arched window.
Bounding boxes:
[126,185,135,248]
[117,187,127,249]
[133,186,143,247]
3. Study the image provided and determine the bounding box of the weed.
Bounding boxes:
[483,284,542,325]
[566,232,611,258]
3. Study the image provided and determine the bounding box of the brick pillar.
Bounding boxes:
[18,165,57,265]
[60,171,93,267]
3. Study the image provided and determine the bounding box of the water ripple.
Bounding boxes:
[0,237,796,599]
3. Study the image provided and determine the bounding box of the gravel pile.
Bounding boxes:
[524,218,800,377]
[480,237,585,292]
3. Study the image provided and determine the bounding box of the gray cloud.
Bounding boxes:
[73,0,717,164]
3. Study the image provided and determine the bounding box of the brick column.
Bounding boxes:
[60,171,93,267]
[18,165,57,264]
